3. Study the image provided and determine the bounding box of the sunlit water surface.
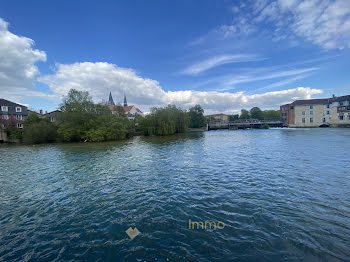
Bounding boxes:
[1,128,350,261]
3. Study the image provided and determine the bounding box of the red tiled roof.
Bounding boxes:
[124,105,143,113]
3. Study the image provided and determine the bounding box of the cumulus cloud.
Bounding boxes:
[0,16,326,113]
[39,61,323,113]
[0,17,49,102]
[182,54,264,75]
[167,87,323,114]
[38,62,168,108]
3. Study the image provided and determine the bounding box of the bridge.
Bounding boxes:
[208,119,284,130]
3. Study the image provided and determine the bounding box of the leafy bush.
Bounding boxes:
[22,118,58,144]
[139,105,188,136]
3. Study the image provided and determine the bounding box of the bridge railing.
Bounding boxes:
[228,119,281,124]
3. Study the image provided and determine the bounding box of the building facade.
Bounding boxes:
[280,95,350,127]
[0,99,28,129]
[205,114,229,122]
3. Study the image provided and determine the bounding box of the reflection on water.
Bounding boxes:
[0,129,350,261]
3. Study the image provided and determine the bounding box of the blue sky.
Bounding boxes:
[0,0,350,114]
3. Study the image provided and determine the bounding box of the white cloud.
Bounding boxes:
[39,62,168,108]
[195,0,350,50]
[182,54,264,75]
[39,61,323,113]
[0,17,49,102]
[167,87,322,114]
[258,0,350,49]
[255,74,311,92]
[196,67,319,90]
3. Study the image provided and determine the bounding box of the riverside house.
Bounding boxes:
[205,113,229,130]
[280,94,350,127]
[0,99,28,142]
[0,99,28,129]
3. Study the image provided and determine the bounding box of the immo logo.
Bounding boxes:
[188,219,225,230]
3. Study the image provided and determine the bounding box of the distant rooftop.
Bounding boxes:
[291,94,350,106]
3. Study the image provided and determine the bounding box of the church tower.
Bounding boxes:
[108,92,115,106]
[124,94,128,108]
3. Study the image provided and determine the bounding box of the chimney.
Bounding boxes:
[45,111,48,114]
[39,109,43,114]
[332,94,336,98]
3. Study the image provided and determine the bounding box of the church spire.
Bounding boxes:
[108,91,115,106]
[124,94,128,108]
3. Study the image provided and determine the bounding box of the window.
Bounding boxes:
[50,117,55,122]
[310,111,313,115]
[348,114,350,120]
[302,111,305,115]
[326,111,330,115]
[290,106,294,109]
[310,105,313,109]
[302,118,305,123]
[15,107,22,112]
[2,115,9,120]
[17,123,23,129]
[1,106,8,112]
[326,104,330,108]
[310,118,313,123]
[16,115,23,120]
[339,115,344,120]
[339,101,344,106]
[322,118,326,123]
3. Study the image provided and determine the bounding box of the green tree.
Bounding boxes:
[22,115,58,144]
[188,104,206,128]
[250,107,263,120]
[139,105,188,136]
[58,89,133,142]
[228,114,239,121]
[239,109,250,119]
[262,110,280,120]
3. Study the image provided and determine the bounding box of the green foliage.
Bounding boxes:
[239,107,280,120]
[60,89,94,113]
[250,107,263,120]
[139,105,188,136]
[261,110,280,120]
[228,114,239,121]
[19,89,210,144]
[240,109,250,119]
[188,104,206,128]
[57,89,133,142]
[9,130,23,140]
[23,115,58,144]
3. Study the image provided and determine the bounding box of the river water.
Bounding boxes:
[0,128,350,261]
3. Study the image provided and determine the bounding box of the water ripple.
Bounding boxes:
[1,129,350,261]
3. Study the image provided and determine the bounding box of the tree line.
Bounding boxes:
[6,89,280,144]
[228,107,280,121]
[13,89,207,144]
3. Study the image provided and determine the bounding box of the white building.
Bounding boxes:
[281,95,350,127]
